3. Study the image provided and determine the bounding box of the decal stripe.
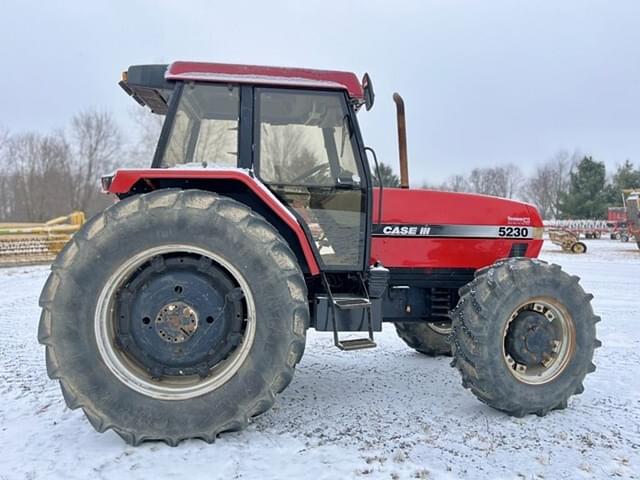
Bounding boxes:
[372,224,540,240]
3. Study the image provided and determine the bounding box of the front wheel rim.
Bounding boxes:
[94,244,256,401]
[502,298,576,385]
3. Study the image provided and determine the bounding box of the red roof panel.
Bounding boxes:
[166,61,364,100]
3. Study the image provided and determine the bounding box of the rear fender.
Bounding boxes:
[105,168,320,275]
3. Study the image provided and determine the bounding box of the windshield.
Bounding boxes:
[160,83,239,168]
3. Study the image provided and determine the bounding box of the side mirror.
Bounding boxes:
[362,73,375,111]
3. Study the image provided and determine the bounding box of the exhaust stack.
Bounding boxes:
[393,93,410,188]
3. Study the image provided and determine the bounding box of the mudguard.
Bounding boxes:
[104,168,321,275]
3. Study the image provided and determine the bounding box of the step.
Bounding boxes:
[337,338,377,351]
[333,297,371,310]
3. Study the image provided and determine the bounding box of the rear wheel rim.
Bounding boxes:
[502,298,575,385]
[427,321,452,335]
[95,244,256,400]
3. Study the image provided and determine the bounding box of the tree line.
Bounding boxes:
[375,151,640,219]
[0,109,161,222]
[1,108,638,222]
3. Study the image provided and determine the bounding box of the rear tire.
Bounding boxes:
[38,189,308,445]
[450,258,600,417]
[395,321,452,356]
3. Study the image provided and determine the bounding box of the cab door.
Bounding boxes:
[255,88,370,271]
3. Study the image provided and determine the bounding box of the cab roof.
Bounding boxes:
[120,61,365,114]
[166,61,365,100]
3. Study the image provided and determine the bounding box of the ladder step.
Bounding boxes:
[333,297,371,310]
[337,338,377,351]
[320,272,375,351]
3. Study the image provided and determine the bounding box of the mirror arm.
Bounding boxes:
[365,146,383,226]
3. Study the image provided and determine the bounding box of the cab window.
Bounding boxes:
[256,89,366,270]
[161,84,239,168]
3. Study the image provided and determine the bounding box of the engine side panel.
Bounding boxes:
[371,188,543,269]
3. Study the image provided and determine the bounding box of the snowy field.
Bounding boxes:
[1,239,639,480]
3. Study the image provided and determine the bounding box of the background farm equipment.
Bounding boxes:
[607,207,628,239]
[546,228,587,253]
[0,212,85,267]
[623,190,640,249]
[545,219,609,239]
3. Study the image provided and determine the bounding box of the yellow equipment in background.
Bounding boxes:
[0,212,85,267]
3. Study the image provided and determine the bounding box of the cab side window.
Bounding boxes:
[256,89,366,270]
[161,84,239,168]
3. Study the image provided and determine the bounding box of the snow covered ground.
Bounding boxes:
[1,239,638,479]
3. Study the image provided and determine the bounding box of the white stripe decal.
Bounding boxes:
[372,224,537,239]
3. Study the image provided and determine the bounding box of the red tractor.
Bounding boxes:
[38,62,600,445]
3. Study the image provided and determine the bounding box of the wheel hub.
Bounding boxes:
[502,299,575,385]
[505,311,556,366]
[115,254,246,378]
[155,301,199,344]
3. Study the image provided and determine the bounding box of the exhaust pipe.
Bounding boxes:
[393,93,409,188]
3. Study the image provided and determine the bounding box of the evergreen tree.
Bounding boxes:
[558,156,608,219]
[605,160,640,205]
[373,162,400,187]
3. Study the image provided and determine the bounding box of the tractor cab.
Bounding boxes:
[121,63,373,273]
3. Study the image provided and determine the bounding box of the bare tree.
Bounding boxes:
[522,150,577,219]
[0,127,11,220]
[0,126,8,150]
[468,168,495,196]
[442,174,470,192]
[494,164,523,199]
[467,164,523,198]
[69,109,122,214]
[3,133,73,221]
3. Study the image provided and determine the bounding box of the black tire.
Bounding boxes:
[395,321,452,356]
[38,189,308,445]
[636,241,640,250]
[450,258,600,417]
[571,242,587,254]
[621,234,630,242]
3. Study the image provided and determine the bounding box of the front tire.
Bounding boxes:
[38,189,308,445]
[450,258,600,417]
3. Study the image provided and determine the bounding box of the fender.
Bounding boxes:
[104,168,321,275]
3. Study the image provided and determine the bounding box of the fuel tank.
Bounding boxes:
[371,188,544,269]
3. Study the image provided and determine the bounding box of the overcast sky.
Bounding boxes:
[1,0,638,184]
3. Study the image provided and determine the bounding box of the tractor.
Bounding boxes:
[38,62,600,445]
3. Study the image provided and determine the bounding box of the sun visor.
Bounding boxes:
[119,64,173,114]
